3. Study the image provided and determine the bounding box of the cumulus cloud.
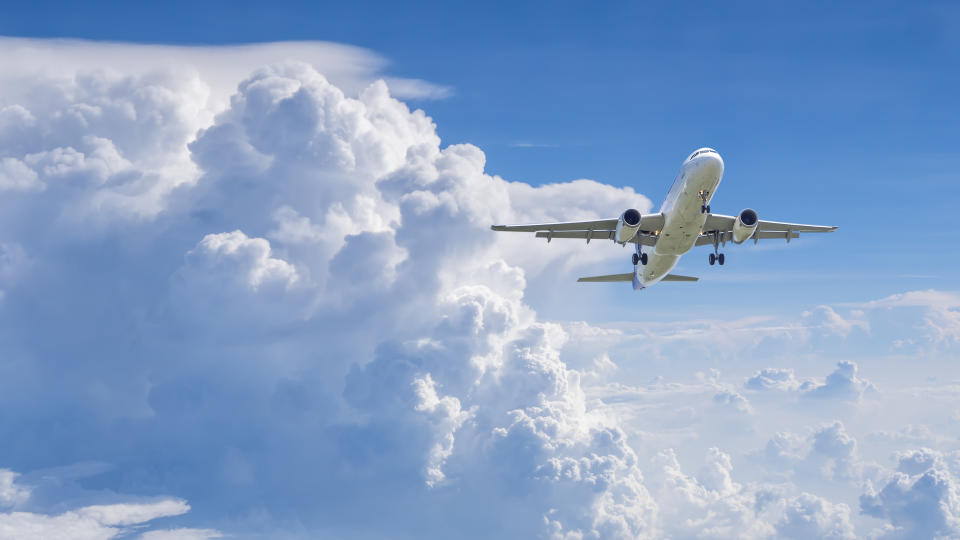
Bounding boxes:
[744,361,875,402]
[186,231,300,291]
[753,421,883,487]
[776,493,856,540]
[861,448,960,539]
[650,447,856,539]
[713,389,753,414]
[745,367,808,392]
[802,361,877,401]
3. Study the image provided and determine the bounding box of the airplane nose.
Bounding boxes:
[697,152,724,177]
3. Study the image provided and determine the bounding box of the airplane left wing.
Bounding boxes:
[702,213,837,245]
[703,214,838,234]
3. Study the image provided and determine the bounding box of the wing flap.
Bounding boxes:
[695,231,800,246]
[535,231,658,246]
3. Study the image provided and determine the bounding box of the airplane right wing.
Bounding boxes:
[492,213,665,244]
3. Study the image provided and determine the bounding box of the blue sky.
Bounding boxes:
[10,0,956,316]
[0,2,958,539]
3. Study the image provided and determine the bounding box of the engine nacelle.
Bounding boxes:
[732,208,759,244]
[615,209,642,243]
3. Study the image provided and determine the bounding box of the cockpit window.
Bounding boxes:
[688,148,716,160]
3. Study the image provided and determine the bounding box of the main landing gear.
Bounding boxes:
[708,231,725,266]
[699,190,711,214]
[632,243,648,266]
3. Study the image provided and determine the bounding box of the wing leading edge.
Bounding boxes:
[703,214,837,234]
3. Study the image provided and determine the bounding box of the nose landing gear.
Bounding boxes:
[699,190,711,214]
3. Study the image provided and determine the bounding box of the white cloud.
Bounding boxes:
[188,231,299,291]
[0,157,40,191]
[0,471,28,510]
[802,305,870,337]
[743,361,875,402]
[713,389,753,414]
[861,448,960,538]
[650,446,857,539]
[411,373,474,487]
[745,368,807,391]
[776,493,856,539]
[802,361,877,401]
[0,498,195,540]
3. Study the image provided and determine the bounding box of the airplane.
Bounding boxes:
[491,148,837,290]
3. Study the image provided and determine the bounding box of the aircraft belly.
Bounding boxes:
[655,169,719,256]
[655,205,706,255]
[638,253,679,285]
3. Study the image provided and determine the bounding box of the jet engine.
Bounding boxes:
[732,208,759,244]
[615,209,642,243]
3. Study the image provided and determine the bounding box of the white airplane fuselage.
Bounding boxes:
[633,149,724,289]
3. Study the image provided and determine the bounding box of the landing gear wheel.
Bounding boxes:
[632,253,640,266]
[705,205,711,213]
[709,253,716,265]
[718,253,725,265]
[640,253,648,265]
[701,205,706,214]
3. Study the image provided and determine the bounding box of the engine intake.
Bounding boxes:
[732,208,759,244]
[616,209,642,243]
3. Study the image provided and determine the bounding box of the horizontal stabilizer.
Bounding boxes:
[577,273,634,282]
[577,273,699,283]
[661,273,698,282]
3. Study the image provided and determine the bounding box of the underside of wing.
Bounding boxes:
[491,219,619,232]
[703,213,837,234]
[695,231,800,245]
[535,231,658,246]
[755,220,838,233]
